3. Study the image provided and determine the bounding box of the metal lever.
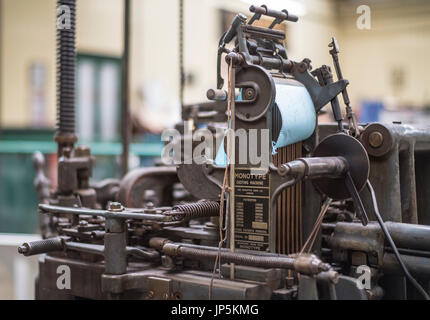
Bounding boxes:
[222,14,247,45]
[312,66,344,132]
[293,59,349,112]
[345,171,369,226]
[328,37,359,137]
[217,14,246,89]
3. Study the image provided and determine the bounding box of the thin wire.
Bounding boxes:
[366,180,430,300]
[209,58,233,300]
[307,198,332,253]
[300,197,332,254]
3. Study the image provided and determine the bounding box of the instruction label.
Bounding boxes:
[234,168,270,252]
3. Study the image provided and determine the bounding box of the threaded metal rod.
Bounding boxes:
[161,243,332,275]
[55,0,77,152]
[179,246,295,269]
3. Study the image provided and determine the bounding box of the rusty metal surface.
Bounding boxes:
[176,164,222,200]
[37,255,273,300]
[118,166,179,207]
[328,222,384,266]
[363,123,430,223]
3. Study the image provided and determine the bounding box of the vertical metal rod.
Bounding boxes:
[121,0,131,176]
[179,0,184,109]
[229,64,236,280]
[0,0,2,129]
[55,0,77,156]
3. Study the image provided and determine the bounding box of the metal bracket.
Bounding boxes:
[293,61,349,112]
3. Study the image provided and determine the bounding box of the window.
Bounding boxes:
[76,54,121,142]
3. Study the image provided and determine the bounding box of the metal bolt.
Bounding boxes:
[146,202,154,209]
[18,245,28,254]
[244,88,255,100]
[75,145,91,157]
[369,131,384,148]
[108,202,124,212]
[327,270,339,284]
[277,164,290,177]
[62,147,72,158]
[145,291,154,299]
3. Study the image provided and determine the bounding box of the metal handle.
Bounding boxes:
[249,5,298,22]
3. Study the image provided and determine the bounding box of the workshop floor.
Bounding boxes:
[0,234,40,299]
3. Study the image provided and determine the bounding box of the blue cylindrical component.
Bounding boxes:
[214,81,316,164]
[272,81,316,154]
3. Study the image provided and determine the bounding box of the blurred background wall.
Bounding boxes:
[0,0,429,298]
[337,0,430,123]
[2,0,430,130]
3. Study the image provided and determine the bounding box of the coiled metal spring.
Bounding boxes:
[166,201,220,221]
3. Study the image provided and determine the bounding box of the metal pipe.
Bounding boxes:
[206,89,227,101]
[39,203,172,221]
[328,221,430,252]
[249,5,299,22]
[65,241,104,255]
[383,253,430,277]
[249,55,293,73]
[385,247,430,259]
[0,0,2,128]
[225,52,294,74]
[69,241,159,261]
[384,221,430,252]
[121,0,131,176]
[179,0,185,108]
[278,157,348,180]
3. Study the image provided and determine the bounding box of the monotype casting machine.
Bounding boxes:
[19,3,430,300]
